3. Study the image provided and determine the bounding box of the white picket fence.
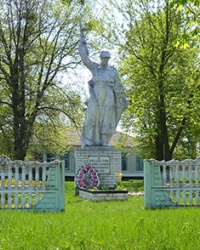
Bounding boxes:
[0,155,65,211]
[161,160,200,206]
[144,158,200,208]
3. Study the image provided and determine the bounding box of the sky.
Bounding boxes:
[68,0,124,94]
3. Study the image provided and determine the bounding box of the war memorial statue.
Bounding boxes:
[78,26,129,147]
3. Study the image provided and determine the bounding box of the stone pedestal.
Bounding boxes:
[79,188,128,201]
[75,147,121,188]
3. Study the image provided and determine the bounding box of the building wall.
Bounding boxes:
[121,148,144,179]
[43,146,144,180]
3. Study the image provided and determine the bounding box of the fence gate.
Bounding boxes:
[144,158,200,208]
[0,156,65,212]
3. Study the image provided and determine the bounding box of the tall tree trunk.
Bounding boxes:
[155,132,164,161]
[12,87,28,160]
[156,0,172,161]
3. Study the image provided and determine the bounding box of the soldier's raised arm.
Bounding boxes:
[78,24,95,72]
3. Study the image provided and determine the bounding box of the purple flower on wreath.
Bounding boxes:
[77,164,99,188]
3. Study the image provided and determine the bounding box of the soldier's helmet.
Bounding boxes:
[100,50,111,58]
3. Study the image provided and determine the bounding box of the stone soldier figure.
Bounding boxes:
[79,26,129,147]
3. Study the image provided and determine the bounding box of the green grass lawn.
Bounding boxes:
[0,181,200,250]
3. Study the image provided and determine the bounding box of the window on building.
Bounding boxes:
[122,152,128,171]
[46,153,54,162]
[136,157,143,171]
[60,152,70,170]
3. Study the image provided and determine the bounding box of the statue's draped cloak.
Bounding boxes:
[79,43,128,146]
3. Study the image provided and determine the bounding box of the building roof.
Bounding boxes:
[65,127,134,148]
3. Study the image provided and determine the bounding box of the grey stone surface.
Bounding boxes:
[75,147,121,188]
[79,28,129,147]
[79,188,128,201]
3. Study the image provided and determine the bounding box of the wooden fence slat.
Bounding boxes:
[22,165,25,188]
[181,165,186,205]
[42,165,46,188]
[8,192,12,208]
[29,166,32,187]
[195,165,199,186]
[1,193,5,208]
[163,164,166,186]
[14,190,18,209]
[35,190,39,205]
[1,170,5,187]
[169,166,173,200]
[15,166,19,189]
[35,166,39,186]
[28,192,32,207]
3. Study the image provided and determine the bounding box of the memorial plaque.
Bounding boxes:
[88,156,110,174]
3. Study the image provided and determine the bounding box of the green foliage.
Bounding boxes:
[1,182,200,249]
[170,0,200,41]
[120,180,144,192]
[61,0,84,6]
[0,0,83,159]
[113,0,200,160]
[94,0,200,160]
[98,183,109,190]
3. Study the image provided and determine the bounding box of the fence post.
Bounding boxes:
[35,161,65,212]
[144,159,178,208]
[144,160,154,208]
[57,161,65,211]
